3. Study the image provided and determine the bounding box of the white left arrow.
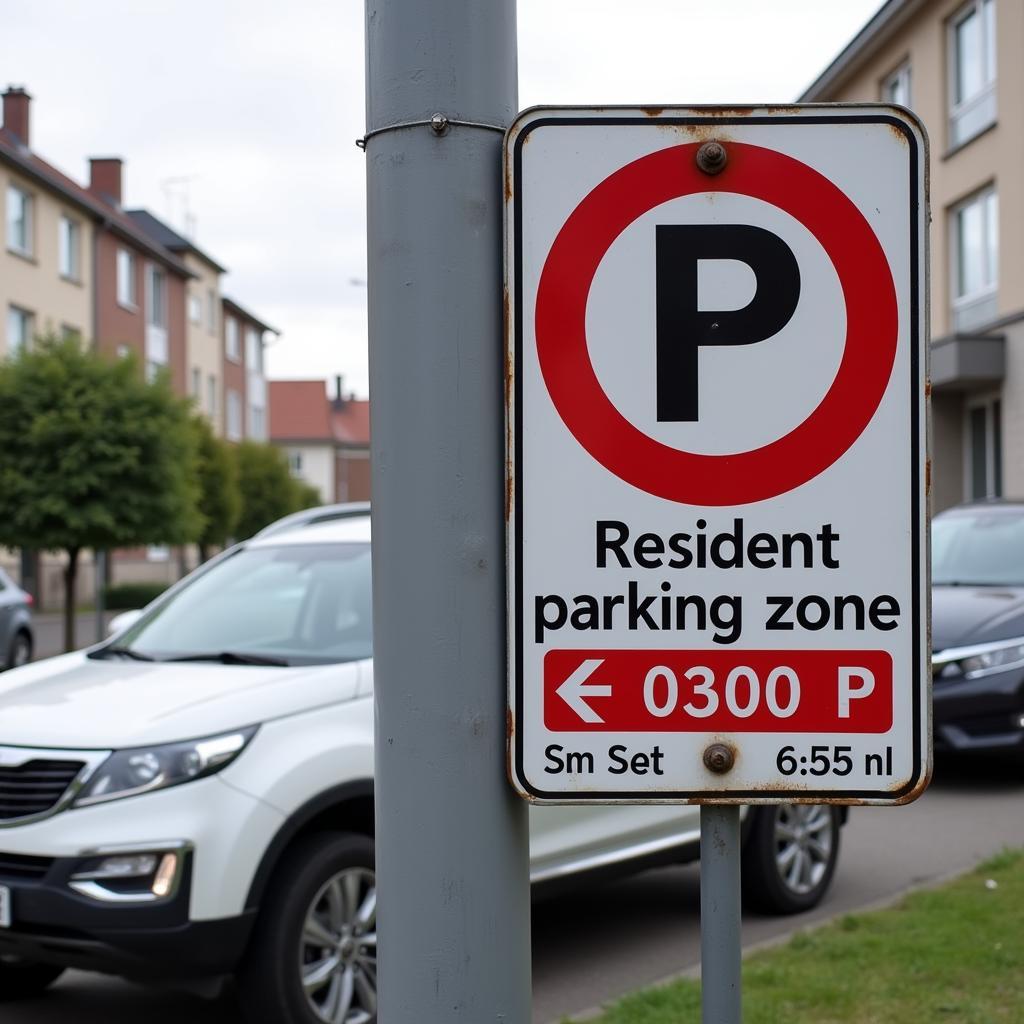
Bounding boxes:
[556,658,613,724]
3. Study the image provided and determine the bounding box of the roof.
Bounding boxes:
[222,295,279,335]
[249,513,371,548]
[799,0,928,101]
[126,209,227,273]
[0,128,193,278]
[332,398,370,447]
[255,501,372,539]
[269,380,333,441]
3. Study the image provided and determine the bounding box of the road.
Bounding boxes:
[5,753,1022,1024]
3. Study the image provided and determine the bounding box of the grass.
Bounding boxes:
[585,848,1024,1024]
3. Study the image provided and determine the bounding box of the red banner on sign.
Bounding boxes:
[544,649,893,733]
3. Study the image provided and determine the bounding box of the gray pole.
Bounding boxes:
[700,805,742,1023]
[364,3,529,1023]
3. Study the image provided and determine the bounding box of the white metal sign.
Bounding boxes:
[506,106,929,804]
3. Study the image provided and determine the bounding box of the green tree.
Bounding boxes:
[0,338,201,651]
[192,416,241,563]
[293,480,322,512]
[233,441,321,540]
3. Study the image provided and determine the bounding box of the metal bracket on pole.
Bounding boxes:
[356,114,506,149]
[700,804,742,1024]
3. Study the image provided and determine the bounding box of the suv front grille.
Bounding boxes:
[0,760,84,821]
[0,852,54,880]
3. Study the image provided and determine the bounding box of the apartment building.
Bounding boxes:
[127,210,226,434]
[1,88,94,355]
[222,297,274,444]
[802,0,1023,510]
[0,84,283,606]
[0,85,276,445]
[86,160,192,396]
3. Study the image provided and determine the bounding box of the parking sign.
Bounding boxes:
[506,106,929,803]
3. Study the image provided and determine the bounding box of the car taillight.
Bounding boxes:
[24,593,34,608]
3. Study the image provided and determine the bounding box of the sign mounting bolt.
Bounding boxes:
[430,112,450,136]
[696,141,728,175]
[703,743,735,774]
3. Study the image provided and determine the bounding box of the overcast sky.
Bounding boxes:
[1,1,882,397]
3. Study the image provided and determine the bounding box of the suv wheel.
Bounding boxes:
[741,803,841,914]
[5,631,31,671]
[238,832,376,1024]
[0,956,65,1000]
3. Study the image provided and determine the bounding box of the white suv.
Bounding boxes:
[0,512,842,1023]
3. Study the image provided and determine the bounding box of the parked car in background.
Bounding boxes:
[932,500,1024,757]
[0,510,844,1023]
[0,568,33,671]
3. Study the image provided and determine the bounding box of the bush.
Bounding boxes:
[233,441,316,540]
[103,582,168,610]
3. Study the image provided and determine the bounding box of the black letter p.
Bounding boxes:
[655,224,801,422]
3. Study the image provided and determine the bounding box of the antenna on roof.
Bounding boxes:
[160,175,199,239]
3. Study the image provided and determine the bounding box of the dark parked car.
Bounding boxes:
[0,568,33,671]
[932,501,1024,756]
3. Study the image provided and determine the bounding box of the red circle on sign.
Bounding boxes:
[534,142,898,505]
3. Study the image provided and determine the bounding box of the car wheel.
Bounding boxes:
[5,631,31,671]
[741,803,841,915]
[238,832,376,1024]
[0,956,65,1000]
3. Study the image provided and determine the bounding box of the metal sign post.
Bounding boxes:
[700,805,741,1022]
[505,106,929,1024]
[365,2,529,1022]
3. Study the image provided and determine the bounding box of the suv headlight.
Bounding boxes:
[934,637,1024,680]
[74,727,258,807]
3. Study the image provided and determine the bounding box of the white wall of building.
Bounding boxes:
[282,442,335,502]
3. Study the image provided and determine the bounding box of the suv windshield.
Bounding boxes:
[933,508,1024,587]
[109,541,372,665]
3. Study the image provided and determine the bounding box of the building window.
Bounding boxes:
[227,389,242,441]
[207,289,217,333]
[966,397,1002,500]
[948,0,996,148]
[146,545,170,563]
[146,266,167,328]
[191,367,201,397]
[245,327,263,373]
[250,406,266,440]
[6,305,32,355]
[882,61,912,108]
[208,374,217,416]
[225,316,240,362]
[117,249,137,308]
[6,185,32,256]
[247,374,267,441]
[189,294,202,324]
[288,451,304,476]
[58,216,80,280]
[951,186,998,330]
